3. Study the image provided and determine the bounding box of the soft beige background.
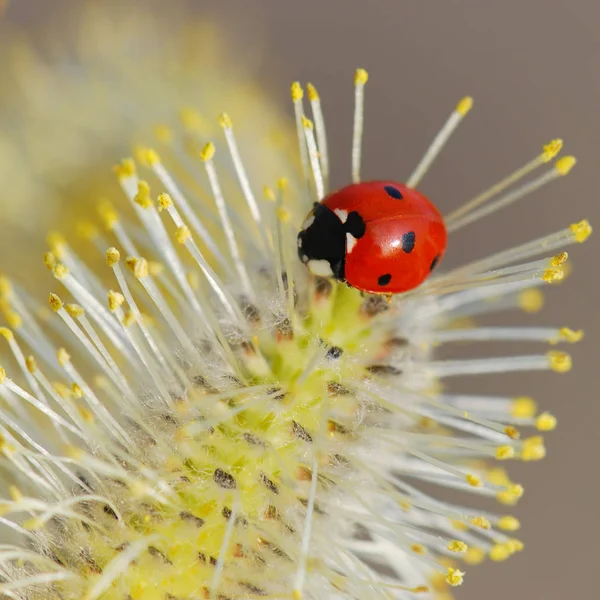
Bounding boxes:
[5,1,600,599]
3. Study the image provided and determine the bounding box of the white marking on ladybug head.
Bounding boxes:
[334,209,348,223]
[300,253,309,264]
[302,214,315,229]
[307,259,334,278]
[346,232,358,254]
[297,236,303,248]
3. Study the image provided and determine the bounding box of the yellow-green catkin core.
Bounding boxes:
[46,281,394,600]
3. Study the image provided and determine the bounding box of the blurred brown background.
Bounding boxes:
[4,1,600,599]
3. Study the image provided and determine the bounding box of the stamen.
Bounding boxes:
[406,96,473,188]
[219,113,271,254]
[352,68,368,183]
[447,156,577,232]
[445,139,563,224]
[293,457,319,600]
[200,143,255,300]
[307,83,329,190]
[143,149,231,272]
[302,116,325,200]
[291,82,311,205]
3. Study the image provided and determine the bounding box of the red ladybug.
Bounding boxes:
[297,181,447,294]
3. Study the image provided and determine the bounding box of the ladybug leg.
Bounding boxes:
[297,203,347,281]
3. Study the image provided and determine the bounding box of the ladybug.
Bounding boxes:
[297,181,447,295]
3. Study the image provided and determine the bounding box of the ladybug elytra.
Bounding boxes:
[297,181,447,295]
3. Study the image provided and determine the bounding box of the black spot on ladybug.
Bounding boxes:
[401,231,416,253]
[345,211,366,239]
[378,273,392,287]
[384,185,403,200]
[430,254,440,272]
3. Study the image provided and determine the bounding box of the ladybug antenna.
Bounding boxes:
[445,140,570,232]
[352,68,369,184]
[406,96,473,189]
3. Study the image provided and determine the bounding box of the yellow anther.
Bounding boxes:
[44,252,57,271]
[451,519,468,532]
[489,543,511,562]
[448,540,468,553]
[98,200,119,230]
[47,232,68,259]
[511,396,537,418]
[71,383,84,399]
[65,304,84,318]
[519,288,544,313]
[135,146,161,166]
[200,142,215,162]
[48,293,63,312]
[354,68,369,86]
[263,186,276,202]
[541,139,563,162]
[551,252,568,267]
[157,193,172,211]
[176,226,191,244]
[0,327,13,341]
[8,485,22,502]
[187,271,200,290]
[277,207,292,223]
[521,436,546,461]
[52,264,69,279]
[542,267,564,283]
[277,177,288,190]
[569,219,592,243]
[0,277,12,300]
[0,366,5,385]
[558,327,584,343]
[456,96,473,116]
[25,356,37,374]
[445,567,464,587]
[154,124,173,143]
[5,312,21,329]
[57,348,70,367]
[498,516,521,532]
[108,291,125,312]
[504,425,520,440]
[547,351,571,373]
[411,544,427,555]
[53,382,72,399]
[496,445,515,460]
[148,261,164,277]
[307,82,319,101]
[497,484,524,506]
[218,112,233,129]
[135,180,153,209]
[507,538,524,552]
[114,158,136,179]
[464,547,485,565]
[76,221,98,240]
[555,155,576,175]
[126,257,149,279]
[471,516,491,530]
[106,247,121,267]
[179,107,208,132]
[302,116,314,130]
[466,474,483,488]
[536,412,557,431]
[123,311,137,327]
[290,81,304,102]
